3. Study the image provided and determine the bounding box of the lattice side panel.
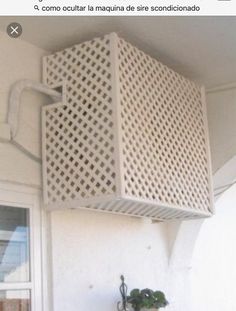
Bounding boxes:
[118,37,212,214]
[43,35,117,205]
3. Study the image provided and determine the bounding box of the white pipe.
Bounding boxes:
[206,82,236,94]
[8,79,62,138]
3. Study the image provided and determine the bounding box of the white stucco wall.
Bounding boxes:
[207,88,236,173]
[51,210,169,311]
[190,184,236,311]
[0,31,48,187]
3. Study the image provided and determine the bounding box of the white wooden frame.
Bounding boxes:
[0,181,44,311]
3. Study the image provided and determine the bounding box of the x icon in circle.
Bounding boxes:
[10,25,19,34]
[7,23,23,38]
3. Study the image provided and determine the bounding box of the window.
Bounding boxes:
[0,206,30,310]
[0,183,43,311]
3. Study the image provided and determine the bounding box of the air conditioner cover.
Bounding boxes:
[42,33,214,221]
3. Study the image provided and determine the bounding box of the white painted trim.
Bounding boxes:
[0,182,45,311]
[0,283,33,290]
[30,194,43,311]
[41,203,53,311]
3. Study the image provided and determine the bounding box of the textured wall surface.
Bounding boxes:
[191,184,236,311]
[207,88,236,173]
[51,210,169,311]
[0,32,48,187]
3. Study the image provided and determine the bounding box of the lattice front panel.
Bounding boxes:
[42,33,213,220]
[118,38,212,214]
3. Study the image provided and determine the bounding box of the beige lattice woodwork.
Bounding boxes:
[42,33,214,220]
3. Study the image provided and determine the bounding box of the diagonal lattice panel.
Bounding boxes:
[43,35,117,205]
[42,33,213,220]
[118,37,212,213]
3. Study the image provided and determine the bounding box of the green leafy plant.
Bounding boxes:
[127,288,168,311]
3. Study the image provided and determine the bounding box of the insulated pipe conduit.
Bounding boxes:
[0,79,62,162]
[8,79,62,138]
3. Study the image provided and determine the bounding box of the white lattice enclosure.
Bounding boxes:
[42,33,214,220]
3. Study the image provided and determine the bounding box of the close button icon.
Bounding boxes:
[7,23,23,38]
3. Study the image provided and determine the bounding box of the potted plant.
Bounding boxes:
[127,288,168,311]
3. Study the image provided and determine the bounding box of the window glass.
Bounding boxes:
[0,206,30,282]
[0,290,30,311]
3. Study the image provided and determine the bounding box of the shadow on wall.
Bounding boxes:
[190,183,236,311]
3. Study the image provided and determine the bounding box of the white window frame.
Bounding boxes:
[0,181,44,311]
